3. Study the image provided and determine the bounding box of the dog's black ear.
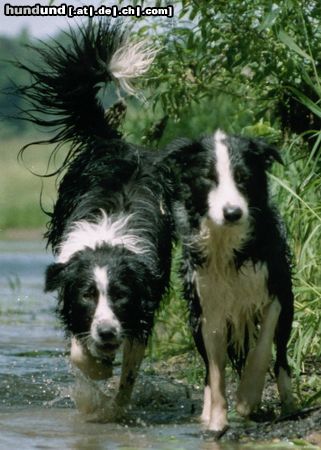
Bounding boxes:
[45,262,66,292]
[250,138,284,167]
[163,138,212,184]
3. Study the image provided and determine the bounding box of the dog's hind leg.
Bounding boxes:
[236,299,281,417]
[114,337,146,410]
[274,301,296,415]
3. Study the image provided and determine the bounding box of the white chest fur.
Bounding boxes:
[195,219,271,352]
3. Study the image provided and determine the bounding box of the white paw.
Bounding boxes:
[204,408,228,435]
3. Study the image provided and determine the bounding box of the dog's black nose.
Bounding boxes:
[223,206,243,223]
[97,323,119,342]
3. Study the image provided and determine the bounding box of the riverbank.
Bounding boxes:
[0,227,44,241]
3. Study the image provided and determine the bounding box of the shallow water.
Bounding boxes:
[0,241,315,449]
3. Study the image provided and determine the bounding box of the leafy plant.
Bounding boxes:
[118,1,321,145]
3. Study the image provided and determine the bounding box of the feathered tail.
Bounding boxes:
[16,19,156,166]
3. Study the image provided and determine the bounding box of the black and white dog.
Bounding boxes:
[165,131,296,435]
[18,20,174,418]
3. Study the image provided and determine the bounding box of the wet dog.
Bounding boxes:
[164,130,296,435]
[18,20,174,418]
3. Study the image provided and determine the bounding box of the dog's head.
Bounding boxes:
[45,245,151,360]
[166,131,282,232]
[202,130,283,227]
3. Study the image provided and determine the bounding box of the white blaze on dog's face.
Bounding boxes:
[89,266,122,354]
[208,130,249,226]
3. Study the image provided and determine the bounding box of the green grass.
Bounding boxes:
[273,141,321,369]
[0,134,62,231]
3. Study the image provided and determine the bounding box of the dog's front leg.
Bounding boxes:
[70,337,114,380]
[236,299,281,417]
[83,337,145,422]
[113,337,146,413]
[201,323,228,436]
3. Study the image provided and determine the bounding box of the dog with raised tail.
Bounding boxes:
[18,20,174,419]
[164,130,296,436]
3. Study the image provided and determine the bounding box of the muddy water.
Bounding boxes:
[0,241,312,449]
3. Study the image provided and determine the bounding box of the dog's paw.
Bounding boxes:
[72,376,112,414]
[236,399,252,418]
[88,402,126,423]
[201,425,229,441]
[236,396,261,418]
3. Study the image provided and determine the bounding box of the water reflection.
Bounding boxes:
[1,408,244,450]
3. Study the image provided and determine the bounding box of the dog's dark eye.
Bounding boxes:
[82,286,97,302]
[234,169,249,184]
[111,297,127,312]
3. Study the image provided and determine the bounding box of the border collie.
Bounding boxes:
[165,130,296,435]
[18,20,174,418]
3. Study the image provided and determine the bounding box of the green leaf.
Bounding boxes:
[188,6,198,21]
[258,7,280,32]
[300,67,321,99]
[289,86,321,120]
[305,388,321,406]
[278,30,312,61]
[269,173,321,224]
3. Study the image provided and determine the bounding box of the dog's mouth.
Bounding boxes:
[223,219,244,227]
[88,338,122,360]
[96,340,121,353]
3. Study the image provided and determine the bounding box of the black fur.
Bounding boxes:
[18,19,174,414]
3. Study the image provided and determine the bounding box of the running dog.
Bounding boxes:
[18,20,174,419]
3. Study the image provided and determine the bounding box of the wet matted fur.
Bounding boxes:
[18,19,174,419]
[163,130,296,435]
